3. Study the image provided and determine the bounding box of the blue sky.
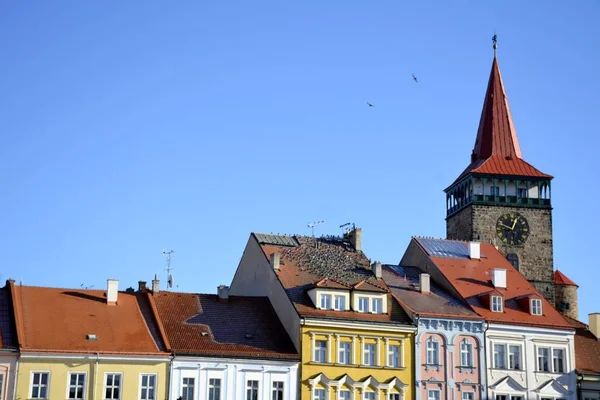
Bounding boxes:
[1,1,599,320]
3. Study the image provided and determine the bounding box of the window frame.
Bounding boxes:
[339,341,351,365]
[428,389,441,400]
[492,296,503,312]
[371,297,383,314]
[139,373,157,400]
[493,344,506,369]
[531,299,543,315]
[388,344,400,368]
[490,186,500,196]
[67,371,87,400]
[460,339,473,367]
[364,391,376,400]
[363,343,376,366]
[0,373,4,400]
[462,392,475,400]
[537,347,551,372]
[181,376,196,400]
[103,372,123,400]
[508,345,522,370]
[358,296,370,312]
[334,295,346,311]
[246,380,259,400]
[339,390,351,400]
[426,337,439,365]
[271,381,284,400]
[313,388,326,400]
[208,377,222,400]
[517,188,528,198]
[320,294,332,310]
[553,348,565,373]
[389,394,401,400]
[30,371,51,400]
[314,340,327,363]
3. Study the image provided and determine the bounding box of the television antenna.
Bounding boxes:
[162,249,175,289]
[307,221,324,237]
[339,222,355,235]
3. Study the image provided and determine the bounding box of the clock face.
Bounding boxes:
[496,212,529,246]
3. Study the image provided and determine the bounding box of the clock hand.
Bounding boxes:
[499,224,513,230]
[511,216,519,230]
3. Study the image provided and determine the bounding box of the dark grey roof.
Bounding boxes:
[0,286,17,349]
[254,233,299,247]
[417,238,486,259]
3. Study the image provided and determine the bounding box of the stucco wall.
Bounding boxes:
[15,356,169,400]
[169,357,299,400]
[0,354,17,400]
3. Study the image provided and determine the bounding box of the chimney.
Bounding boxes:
[152,275,160,294]
[492,268,507,289]
[469,242,481,259]
[107,279,118,305]
[270,252,281,271]
[589,313,600,340]
[217,285,229,301]
[348,227,362,252]
[138,281,147,291]
[419,273,431,294]
[372,261,382,279]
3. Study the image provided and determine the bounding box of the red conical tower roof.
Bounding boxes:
[554,270,578,287]
[449,56,552,187]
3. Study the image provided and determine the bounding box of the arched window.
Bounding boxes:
[507,253,519,270]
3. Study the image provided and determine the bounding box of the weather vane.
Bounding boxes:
[492,33,498,56]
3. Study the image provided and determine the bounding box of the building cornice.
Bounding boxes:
[301,317,416,333]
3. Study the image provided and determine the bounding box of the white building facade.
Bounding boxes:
[169,357,299,400]
[486,323,576,400]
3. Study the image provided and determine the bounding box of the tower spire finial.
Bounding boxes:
[492,33,498,57]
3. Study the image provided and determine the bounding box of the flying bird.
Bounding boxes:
[412,74,418,83]
[366,102,374,107]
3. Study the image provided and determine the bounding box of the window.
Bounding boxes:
[334,295,346,310]
[428,390,441,400]
[68,373,85,399]
[389,395,401,400]
[388,344,400,367]
[182,377,195,400]
[358,297,369,312]
[496,396,507,400]
[507,253,519,270]
[339,390,351,400]
[426,338,439,365]
[492,296,503,312]
[315,340,327,362]
[0,374,3,399]
[363,343,376,366]
[246,380,259,400]
[538,347,550,372]
[493,344,506,369]
[531,299,542,315]
[511,397,523,400]
[320,294,332,310]
[140,374,156,400]
[313,389,326,400]
[272,381,284,400]
[209,378,221,400]
[553,349,565,373]
[371,298,383,313]
[509,345,521,370]
[462,392,474,400]
[518,188,528,198]
[31,372,49,399]
[104,373,122,400]
[460,340,473,367]
[339,341,351,364]
[490,186,500,196]
[364,392,375,400]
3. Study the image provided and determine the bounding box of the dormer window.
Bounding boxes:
[320,294,332,310]
[334,295,345,310]
[371,298,383,313]
[358,297,369,312]
[531,299,542,315]
[492,295,503,312]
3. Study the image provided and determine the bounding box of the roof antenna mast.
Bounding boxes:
[307,221,324,238]
[162,249,175,289]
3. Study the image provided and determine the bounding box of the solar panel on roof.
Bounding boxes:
[417,238,485,259]
[254,233,298,247]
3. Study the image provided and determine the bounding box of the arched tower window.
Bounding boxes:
[507,253,519,270]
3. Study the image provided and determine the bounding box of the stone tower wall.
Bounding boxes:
[555,284,579,320]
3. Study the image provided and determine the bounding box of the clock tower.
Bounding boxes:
[445,51,556,304]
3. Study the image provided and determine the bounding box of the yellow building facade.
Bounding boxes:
[14,355,170,400]
[301,319,415,400]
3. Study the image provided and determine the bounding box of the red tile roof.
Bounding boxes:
[153,292,298,360]
[554,270,578,287]
[256,234,412,325]
[564,315,600,374]
[10,282,168,355]
[450,57,551,187]
[415,238,572,330]
[313,278,351,289]
[382,265,481,320]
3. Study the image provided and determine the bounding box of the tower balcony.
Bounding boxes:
[445,175,552,217]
